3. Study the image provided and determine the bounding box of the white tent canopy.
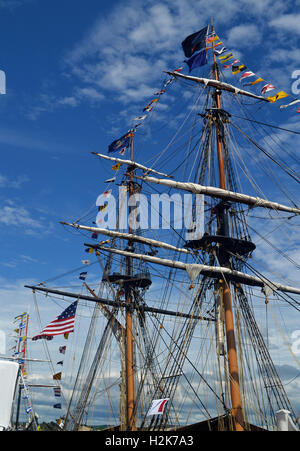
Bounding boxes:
[0,360,19,431]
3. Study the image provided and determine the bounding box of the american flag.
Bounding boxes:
[32,301,78,341]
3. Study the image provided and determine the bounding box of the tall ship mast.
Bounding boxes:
[24,22,300,432]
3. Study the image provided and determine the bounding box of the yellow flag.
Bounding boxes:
[14,312,27,321]
[250,78,264,85]
[219,53,232,60]
[53,372,62,381]
[112,163,121,171]
[99,239,110,246]
[206,41,223,50]
[220,56,233,63]
[266,91,289,103]
[98,204,108,212]
[207,35,219,43]
[232,65,246,75]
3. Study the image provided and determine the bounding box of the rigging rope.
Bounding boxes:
[230,113,300,137]
[231,122,300,185]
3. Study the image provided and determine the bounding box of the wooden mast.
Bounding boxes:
[125,131,137,431]
[211,22,244,431]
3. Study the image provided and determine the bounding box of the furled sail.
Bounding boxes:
[60,222,193,254]
[167,71,269,102]
[138,176,300,215]
[92,152,172,178]
[97,246,300,296]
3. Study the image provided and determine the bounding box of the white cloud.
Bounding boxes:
[25,0,293,121]
[226,24,262,48]
[63,1,204,100]
[27,85,104,120]
[0,205,43,228]
[0,173,29,189]
[63,0,292,110]
[75,87,104,103]
[0,254,38,269]
[0,202,55,237]
[57,96,78,107]
[270,13,300,34]
[118,84,156,104]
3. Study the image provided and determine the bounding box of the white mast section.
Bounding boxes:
[92,152,172,178]
[137,176,300,215]
[97,245,300,296]
[60,222,193,254]
[167,71,269,102]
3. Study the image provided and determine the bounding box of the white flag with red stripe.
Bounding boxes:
[146,398,169,416]
[240,71,255,81]
[261,83,276,94]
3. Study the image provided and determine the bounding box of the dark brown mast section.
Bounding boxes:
[211,23,244,432]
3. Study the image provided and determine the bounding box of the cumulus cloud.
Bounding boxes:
[0,204,43,228]
[61,0,294,114]
[57,96,78,107]
[27,0,295,119]
[270,13,300,34]
[226,24,262,48]
[0,200,55,238]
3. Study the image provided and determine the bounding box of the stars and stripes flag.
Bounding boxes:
[32,301,78,341]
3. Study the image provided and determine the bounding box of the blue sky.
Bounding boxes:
[0,0,299,283]
[0,0,300,426]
